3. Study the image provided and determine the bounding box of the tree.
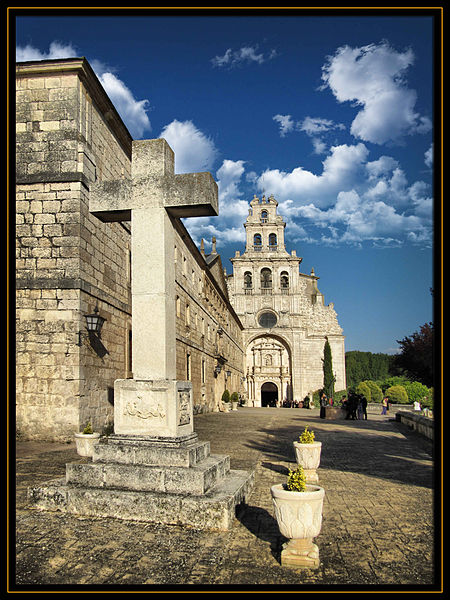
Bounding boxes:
[394,322,434,387]
[323,338,334,398]
[345,351,395,388]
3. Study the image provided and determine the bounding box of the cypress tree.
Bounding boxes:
[323,337,335,398]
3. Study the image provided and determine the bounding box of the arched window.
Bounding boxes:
[280,271,289,294]
[253,233,262,251]
[261,268,272,289]
[244,271,252,289]
[268,233,277,250]
[261,210,268,223]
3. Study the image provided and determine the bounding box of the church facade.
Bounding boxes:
[14,57,345,442]
[227,194,346,407]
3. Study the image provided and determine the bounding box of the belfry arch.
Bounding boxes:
[245,334,293,407]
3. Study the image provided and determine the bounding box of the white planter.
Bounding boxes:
[232,401,238,411]
[293,441,322,483]
[74,432,100,457]
[271,483,325,568]
[223,403,230,412]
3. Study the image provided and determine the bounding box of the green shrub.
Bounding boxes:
[82,421,93,434]
[363,380,383,403]
[403,381,431,404]
[230,392,239,403]
[221,389,230,403]
[385,384,409,404]
[286,465,307,492]
[356,381,371,402]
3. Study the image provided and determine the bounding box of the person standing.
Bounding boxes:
[361,395,368,420]
[381,396,388,415]
[320,392,328,419]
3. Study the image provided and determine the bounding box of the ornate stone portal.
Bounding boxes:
[28,139,253,530]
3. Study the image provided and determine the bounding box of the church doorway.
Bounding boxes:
[261,382,278,407]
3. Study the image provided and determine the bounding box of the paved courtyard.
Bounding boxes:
[12,407,439,591]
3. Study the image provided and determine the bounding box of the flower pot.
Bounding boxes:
[271,483,325,568]
[232,401,238,411]
[74,432,100,457]
[293,441,322,483]
[223,403,230,412]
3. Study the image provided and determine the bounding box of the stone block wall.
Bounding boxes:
[15,59,133,440]
[173,222,244,413]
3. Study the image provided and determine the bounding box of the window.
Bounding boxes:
[253,233,262,251]
[186,353,191,380]
[244,271,252,289]
[258,311,277,328]
[185,303,190,326]
[280,271,289,292]
[176,296,181,317]
[268,233,277,250]
[261,210,268,223]
[201,359,206,384]
[260,268,272,289]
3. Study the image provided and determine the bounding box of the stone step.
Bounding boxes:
[93,435,210,468]
[28,468,255,531]
[66,454,230,496]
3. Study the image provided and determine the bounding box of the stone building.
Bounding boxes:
[15,58,243,441]
[227,194,346,407]
[14,57,345,442]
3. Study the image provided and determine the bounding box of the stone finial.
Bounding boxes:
[212,236,217,254]
[311,267,315,276]
[200,238,205,256]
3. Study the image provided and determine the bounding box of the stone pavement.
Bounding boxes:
[12,407,440,591]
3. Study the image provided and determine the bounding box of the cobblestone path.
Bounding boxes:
[12,408,439,591]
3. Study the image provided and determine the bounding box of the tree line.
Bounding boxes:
[342,322,435,408]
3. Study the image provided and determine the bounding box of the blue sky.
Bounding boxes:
[14,9,439,354]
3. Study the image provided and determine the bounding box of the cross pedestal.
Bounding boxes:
[28,139,254,530]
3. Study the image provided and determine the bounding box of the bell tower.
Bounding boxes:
[244,194,288,255]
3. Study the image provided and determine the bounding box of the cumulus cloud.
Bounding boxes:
[257,143,369,207]
[16,42,151,139]
[211,45,277,68]
[97,72,151,139]
[159,120,218,174]
[321,41,432,144]
[16,41,77,61]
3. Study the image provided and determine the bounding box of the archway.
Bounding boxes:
[261,382,278,407]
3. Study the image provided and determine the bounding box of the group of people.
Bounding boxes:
[341,392,369,420]
[319,391,369,420]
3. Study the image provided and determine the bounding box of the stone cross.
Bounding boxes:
[90,139,218,439]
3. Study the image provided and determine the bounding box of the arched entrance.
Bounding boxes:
[261,382,278,407]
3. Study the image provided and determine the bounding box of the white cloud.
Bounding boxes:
[159,120,218,174]
[211,45,277,68]
[257,143,369,207]
[96,72,151,139]
[16,41,77,61]
[273,114,346,154]
[424,143,433,168]
[321,41,432,144]
[273,114,295,137]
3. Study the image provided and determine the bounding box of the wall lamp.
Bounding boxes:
[77,305,106,346]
